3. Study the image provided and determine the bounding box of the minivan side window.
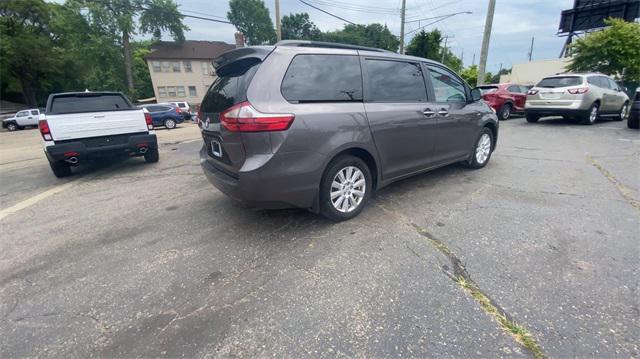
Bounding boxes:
[363,59,427,102]
[281,55,362,103]
[427,65,466,103]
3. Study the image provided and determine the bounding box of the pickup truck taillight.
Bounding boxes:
[39,119,52,141]
[145,113,153,130]
[220,101,294,132]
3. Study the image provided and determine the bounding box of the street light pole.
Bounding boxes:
[477,0,496,85]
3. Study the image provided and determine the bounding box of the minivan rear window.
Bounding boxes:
[201,63,260,114]
[537,76,582,88]
[281,54,363,103]
[49,94,132,114]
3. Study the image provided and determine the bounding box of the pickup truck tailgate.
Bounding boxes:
[47,110,148,141]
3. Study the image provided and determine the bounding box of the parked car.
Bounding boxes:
[167,101,193,121]
[199,40,498,221]
[2,108,41,131]
[477,83,529,120]
[41,91,158,177]
[140,104,184,129]
[628,87,639,129]
[525,73,630,125]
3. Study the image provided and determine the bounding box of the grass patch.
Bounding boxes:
[455,276,546,359]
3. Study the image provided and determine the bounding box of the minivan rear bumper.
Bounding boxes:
[199,146,322,210]
[45,133,157,161]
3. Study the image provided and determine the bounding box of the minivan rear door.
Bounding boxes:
[200,49,270,176]
[362,57,437,180]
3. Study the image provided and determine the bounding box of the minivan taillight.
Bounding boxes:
[39,119,52,141]
[145,113,153,130]
[220,101,294,132]
[567,87,589,94]
[527,89,539,95]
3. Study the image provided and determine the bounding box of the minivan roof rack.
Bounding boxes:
[275,40,392,53]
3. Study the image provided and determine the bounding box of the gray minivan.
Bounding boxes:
[199,41,499,221]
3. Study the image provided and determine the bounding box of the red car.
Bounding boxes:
[478,83,531,120]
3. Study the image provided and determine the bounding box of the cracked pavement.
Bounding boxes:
[1,118,638,357]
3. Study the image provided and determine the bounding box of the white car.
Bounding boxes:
[2,109,41,131]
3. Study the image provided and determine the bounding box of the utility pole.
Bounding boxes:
[399,0,407,54]
[528,36,535,61]
[472,53,476,66]
[477,0,496,85]
[275,0,282,41]
[460,49,464,65]
[440,35,454,63]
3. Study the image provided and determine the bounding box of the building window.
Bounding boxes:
[152,61,161,72]
[177,86,186,97]
[172,61,181,72]
[158,87,167,98]
[162,61,170,72]
[201,61,213,75]
[184,61,192,72]
[188,86,197,97]
[167,86,177,97]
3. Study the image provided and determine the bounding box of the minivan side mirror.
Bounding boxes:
[470,88,482,102]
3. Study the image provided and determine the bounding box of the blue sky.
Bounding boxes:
[168,0,575,73]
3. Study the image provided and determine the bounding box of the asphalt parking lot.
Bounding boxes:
[1,118,638,357]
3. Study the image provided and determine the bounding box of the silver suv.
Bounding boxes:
[199,41,498,221]
[525,73,630,125]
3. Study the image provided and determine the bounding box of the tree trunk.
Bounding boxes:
[19,76,37,107]
[122,30,135,94]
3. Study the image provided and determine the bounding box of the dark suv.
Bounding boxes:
[199,41,498,221]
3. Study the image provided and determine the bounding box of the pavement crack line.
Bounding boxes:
[587,155,640,214]
[376,203,546,359]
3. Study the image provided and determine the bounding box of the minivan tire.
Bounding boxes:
[49,159,72,178]
[525,113,539,123]
[320,155,372,222]
[498,103,512,121]
[465,127,494,169]
[144,148,160,163]
[164,119,176,129]
[581,103,599,125]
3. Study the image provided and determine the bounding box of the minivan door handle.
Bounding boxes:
[423,109,435,117]
[438,109,449,117]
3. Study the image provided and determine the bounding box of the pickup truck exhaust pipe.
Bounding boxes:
[138,147,148,154]
[65,157,79,165]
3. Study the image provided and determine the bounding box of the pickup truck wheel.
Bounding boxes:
[164,119,176,129]
[6,122,18,131]
[49,160,71,178]
[144,148,159,163]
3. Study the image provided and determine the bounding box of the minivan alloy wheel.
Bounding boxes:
[475,133,492,164]
[331,166,366,213]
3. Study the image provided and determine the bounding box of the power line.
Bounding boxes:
[306,0,401,14]
[181,9,228,20]
[404,12,471,36]
[181,13,233,24]
[298,0,356,25]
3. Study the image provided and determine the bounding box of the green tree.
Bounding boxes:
[406,29,442,60]
[227,0,276,45]
[491,68,511,83]
[281,12,321,40]
[81,0,187,94]
[567,18,640,81]
[460,65,478,87]
[323,24,399,52]
[406,29,462,72]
